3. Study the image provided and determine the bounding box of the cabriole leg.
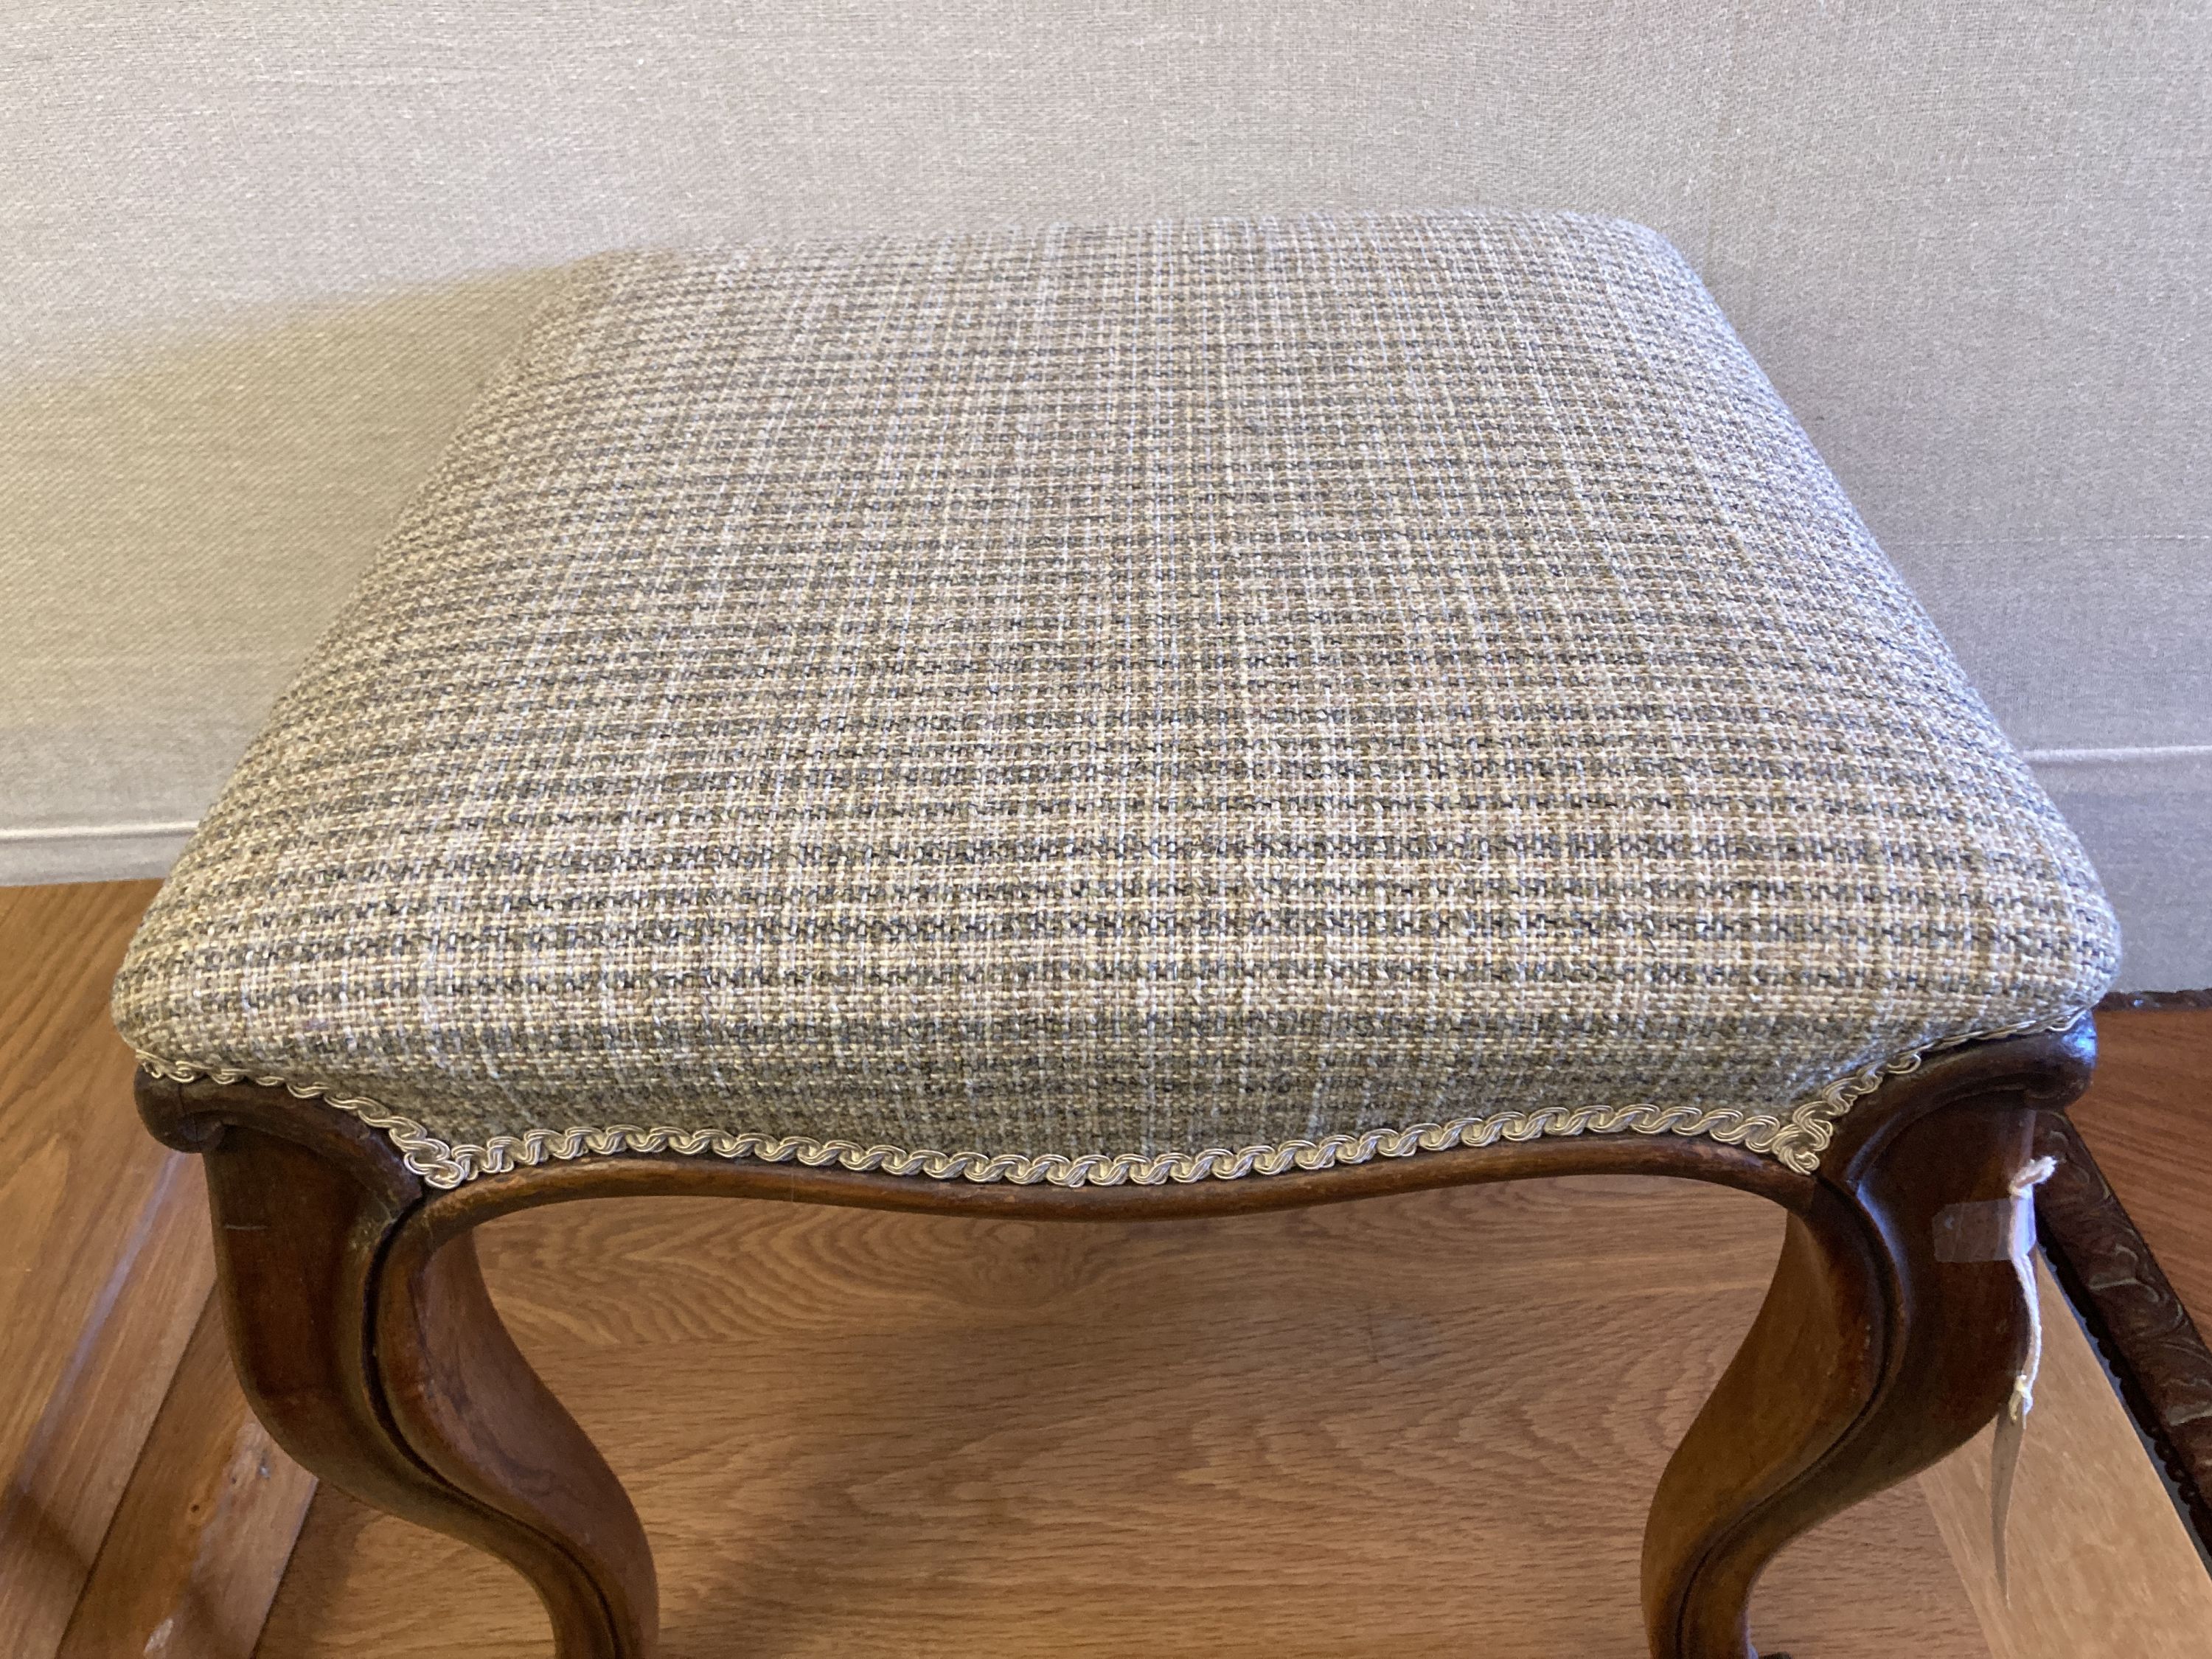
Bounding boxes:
[1640,1029,2091,1658]
[142,1077,658,1658]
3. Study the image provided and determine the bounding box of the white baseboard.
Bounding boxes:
[0,821,198,886]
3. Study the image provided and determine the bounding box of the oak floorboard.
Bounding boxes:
[0,879,170,1477]
[0,877,210,1659]
[2069,1006,2212,1335]
[57,1293,319,1659]
[1918,1258,2212,1659]
[262,1178,1990,1658]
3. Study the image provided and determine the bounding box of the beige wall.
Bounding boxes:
[4,1,2206,987]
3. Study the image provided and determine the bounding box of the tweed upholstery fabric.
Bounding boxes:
[113,210,2118,1187]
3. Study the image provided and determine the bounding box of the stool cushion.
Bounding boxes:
[113,211,2117,1189]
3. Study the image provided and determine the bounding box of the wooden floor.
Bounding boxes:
[3,879,2208,1658]
[0,880,223,1658]
[260,1181,2212,1659]
[2070,1004,2212,1331]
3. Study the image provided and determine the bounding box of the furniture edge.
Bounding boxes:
[2096,987,2212,1012]
[2034,1108,2212,1556]
[133,1023,2099,1243]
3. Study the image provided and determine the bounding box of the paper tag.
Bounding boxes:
[1932,1194,2037,1262]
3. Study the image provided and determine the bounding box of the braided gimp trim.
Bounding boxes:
[133,1009,2087,1191]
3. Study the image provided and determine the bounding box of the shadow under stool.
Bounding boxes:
[113,209,2118,1658]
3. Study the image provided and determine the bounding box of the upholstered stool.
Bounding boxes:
[117,211,2115,1658]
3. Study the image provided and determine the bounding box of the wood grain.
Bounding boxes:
[1641,1034,2079,1659]
[153,1027,2081,1659]
[1916,1257,2212,1659]
[2034,1108,2212,1547]
[55,1295,318,1659]
[263,1178,1994,1658]
[0,878,215,1659]
[2069,1006,2212,1332]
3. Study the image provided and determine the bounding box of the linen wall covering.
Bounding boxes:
[4,0,2207,988]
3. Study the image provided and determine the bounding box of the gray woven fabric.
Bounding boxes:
[113,210,2118,1186]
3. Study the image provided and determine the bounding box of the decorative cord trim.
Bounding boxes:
[132,1009,2087,1192]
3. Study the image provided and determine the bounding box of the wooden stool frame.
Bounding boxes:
[138,1019,2096,1659]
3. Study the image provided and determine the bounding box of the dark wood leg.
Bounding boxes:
[1641,1028,2094,1658]
[139,1022,2088,1659]
[140,1077,658,1658]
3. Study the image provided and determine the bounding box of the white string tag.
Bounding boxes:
[1931,1152,2055,1600]
[1988,1155,2056,1600]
